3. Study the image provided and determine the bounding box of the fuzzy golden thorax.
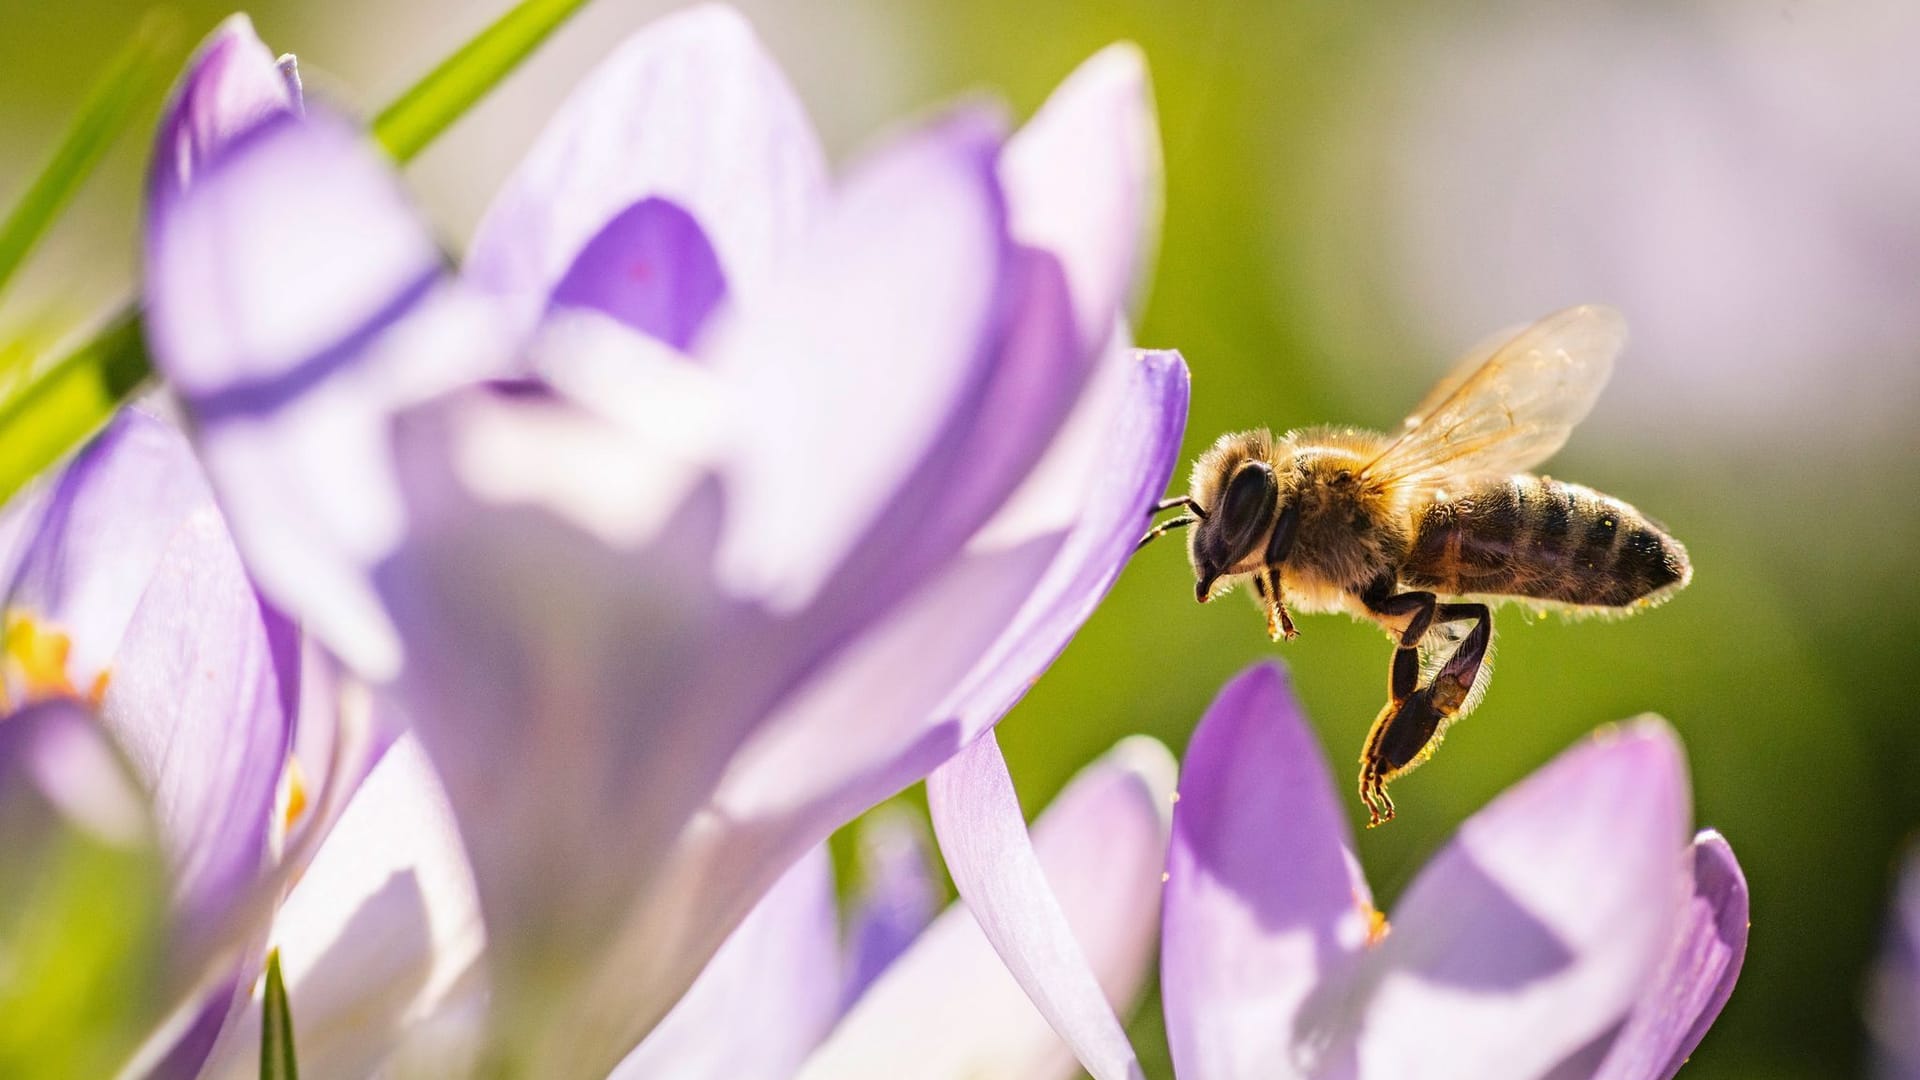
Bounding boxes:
[1276,429,1412,602]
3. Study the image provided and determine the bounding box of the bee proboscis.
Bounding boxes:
[1141,305,1692,826]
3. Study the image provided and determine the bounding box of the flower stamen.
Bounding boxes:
[2,609,105,710]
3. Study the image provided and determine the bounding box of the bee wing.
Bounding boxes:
[1360,305,1625,487]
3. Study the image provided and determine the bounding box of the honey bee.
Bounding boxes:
[1141,305,1691,826]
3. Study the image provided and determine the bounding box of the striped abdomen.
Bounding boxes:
[1401,476,1691,608]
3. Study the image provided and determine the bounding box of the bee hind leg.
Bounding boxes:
[1356,602,1493,826]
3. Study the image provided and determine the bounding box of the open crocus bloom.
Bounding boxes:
[141,7,1185,1071]
[0,407,388,1075]
[611,737,1173,1080]
[1154,663,1748,1080]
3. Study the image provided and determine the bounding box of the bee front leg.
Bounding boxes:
[1253,569,1298,642]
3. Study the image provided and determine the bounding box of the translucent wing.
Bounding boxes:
[1361,305,1625,487]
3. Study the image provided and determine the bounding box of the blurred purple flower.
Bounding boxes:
[1870,846,1920,1079]
[611,736,1173,1080]
[1142,663,1748,1079]
[140,5,1184,1071]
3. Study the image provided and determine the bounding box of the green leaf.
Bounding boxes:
[373,0,596,163]
[0,15,176,300]
[260,950,299,1080]
[0,0,602,506]
[0,314,146,506]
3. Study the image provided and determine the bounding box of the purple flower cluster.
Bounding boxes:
[0,5,1762,1078]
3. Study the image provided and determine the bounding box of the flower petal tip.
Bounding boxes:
[1101,735,1179,819]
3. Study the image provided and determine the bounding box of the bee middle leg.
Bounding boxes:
[1358,597,1493,827]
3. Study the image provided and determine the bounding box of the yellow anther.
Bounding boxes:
[3,610,87,706]
[280,755,310,833]
[1365,905,1392,946]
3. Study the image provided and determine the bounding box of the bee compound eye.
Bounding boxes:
[1213,461,1278,565]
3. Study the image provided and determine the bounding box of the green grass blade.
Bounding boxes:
[0,16,176,299]
[373,0,596,163]
[0,313,146,505]
[260,950,299,1080]
[0,0,601,506]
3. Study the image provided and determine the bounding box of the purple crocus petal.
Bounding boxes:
[373,387,858,1072]
[705,107,1009,612]
[466,2,827,318]
[920,731,1150,1080]
[945,347,1188,740]
[843,805,942,1008]
[2,411,217,681]
[546,196,727,350]
[1161,662,1375,1080]
[195,735,483,1080]
[613,848,840,1080]
[1001,43,1161,347]
[583,346,1186,1052]
[97,490,291,962]
[1595,830,1750,1080]
[0,700,151,850]
[580,527,1063,1056]
[150,14,300,203]
[803,737,1171,1080]
[146,107,440,402]
[1346,720,1690,1079]
[145,107,512,676]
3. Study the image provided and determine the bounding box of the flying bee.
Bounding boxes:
[1140,305,1691,827]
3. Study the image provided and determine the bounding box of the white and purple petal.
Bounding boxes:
[196,735,483,1080]
[614,848,840,1080]
[584,343,1186,1054]
[98,489,292,962]
[1161,662,1375,1080]
[705,107,1011,612]
[801,736,1174,1080]
[149,14,301,204]
[144,107,512,677]
[1347,720,1691,1079]
[466,2,827,322]
[918,731,1157,1080]
[1595,829,1750,1080]
[1000,42,1161,348]
[2,411,220,680]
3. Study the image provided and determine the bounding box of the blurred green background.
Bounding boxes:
[3,1,1916,1077]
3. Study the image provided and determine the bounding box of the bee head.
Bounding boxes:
[1189,455,1279,602]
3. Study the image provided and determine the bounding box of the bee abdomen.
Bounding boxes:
[1404,477,1690,608]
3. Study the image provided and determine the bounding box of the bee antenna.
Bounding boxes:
[1136,515,1198,552]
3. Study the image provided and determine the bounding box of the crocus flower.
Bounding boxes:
[0,404,394,1076]
[613,736,1174,1079]
[141,6,1184,1072]
[999,662,1747,1079]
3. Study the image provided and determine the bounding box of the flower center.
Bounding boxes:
[1,610,108,713]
